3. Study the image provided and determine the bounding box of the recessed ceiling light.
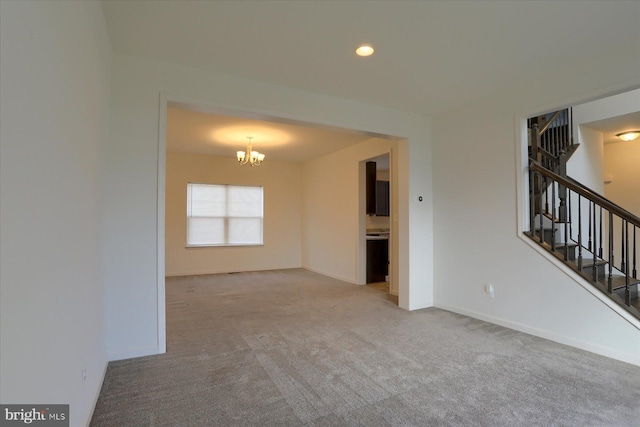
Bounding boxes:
[616,130,640,141]
[355,44,374,57]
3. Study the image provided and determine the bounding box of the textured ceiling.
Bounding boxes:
[103,1,640,116]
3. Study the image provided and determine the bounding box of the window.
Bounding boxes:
[186,183,263,246]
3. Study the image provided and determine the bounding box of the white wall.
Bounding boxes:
[574,89,640,127]
[0,2,111,426]
[569,126,604,194]
[568,90,640,195]
[604,139,640,275]
[574,88,640,215]
[433,45,640,365]
[302,138,397,284]
[604,141,640,217]
[166,151,302,276]
[105,53,433,361]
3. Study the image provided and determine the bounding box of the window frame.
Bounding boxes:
[186,182,264,248]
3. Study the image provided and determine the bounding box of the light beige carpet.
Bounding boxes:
[91,269,639,426]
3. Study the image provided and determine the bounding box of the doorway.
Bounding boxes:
[361,153,396,302]
[158,94,407,352]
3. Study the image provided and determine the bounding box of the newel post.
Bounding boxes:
[529,124,541,234]
[531,123,541,164]
[558,150,568,223]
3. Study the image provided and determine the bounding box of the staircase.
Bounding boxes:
[525,109,640,320]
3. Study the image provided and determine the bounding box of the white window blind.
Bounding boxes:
[187,183,263,246]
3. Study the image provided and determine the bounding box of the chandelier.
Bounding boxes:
[616,130,640,142]
[237,136,265,166]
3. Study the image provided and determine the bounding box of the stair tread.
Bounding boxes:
[565,144,580,157]
[527,233,576,248]
[612,288,640,311]
[543,212,569,224]
[555,242,578,248]
[529,232,578,249]
[600,275,640,290]
[578,258,608,267]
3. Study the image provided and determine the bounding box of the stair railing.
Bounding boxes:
[529,108,574,163]
[528,161,640,314]
[530,108,574,224]
[538,110,563,134]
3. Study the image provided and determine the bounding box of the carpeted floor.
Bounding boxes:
[91,269,639,426]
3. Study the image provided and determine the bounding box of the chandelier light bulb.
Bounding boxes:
[237,136,265,166]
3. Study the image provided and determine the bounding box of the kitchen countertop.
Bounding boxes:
[366,235,389,240]
[366,229,390,240]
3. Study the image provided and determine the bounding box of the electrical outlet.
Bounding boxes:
[485,284,495,298]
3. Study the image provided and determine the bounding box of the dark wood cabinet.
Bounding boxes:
[366,161,390,216]
[366,161,377,215]
[367,239,389,283]
[376,180,389,216]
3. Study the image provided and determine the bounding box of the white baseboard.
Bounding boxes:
[301,266,358,285]
[166,270,226,277]
[107,345,160,362]
[435,302,640,367]
[166,265,302,277]
[84,359,108,427]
